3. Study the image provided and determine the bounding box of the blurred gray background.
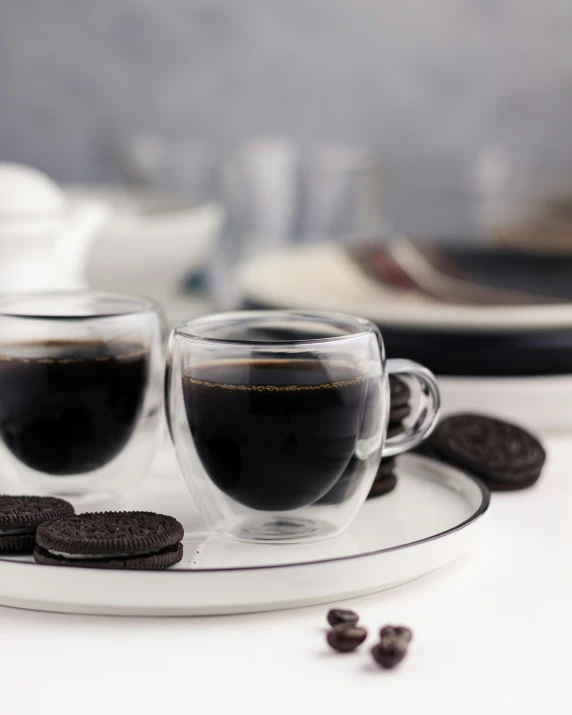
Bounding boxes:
[1,0,571,182]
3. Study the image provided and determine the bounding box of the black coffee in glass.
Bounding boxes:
[182,359,369,511]
[0,341,149,475]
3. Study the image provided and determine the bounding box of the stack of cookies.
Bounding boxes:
[0,496,74,553]
[0,495,185,569]
[387,375,411,438]
[367,376,411,499]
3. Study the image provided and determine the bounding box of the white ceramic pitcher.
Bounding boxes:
[0,163,108,292]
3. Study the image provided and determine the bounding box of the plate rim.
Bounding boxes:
[0,454,490,575]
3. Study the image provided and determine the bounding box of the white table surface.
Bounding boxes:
[1,433,571,715]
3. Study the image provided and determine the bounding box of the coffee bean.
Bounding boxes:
[327,625,368,653]
[379,625,413,644]
[326,608,359,627]
[371,636,408,669]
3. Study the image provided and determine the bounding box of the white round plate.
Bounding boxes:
[0,453,489,616]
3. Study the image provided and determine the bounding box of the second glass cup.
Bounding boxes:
[0,291,165,503]
[167,310,440,543]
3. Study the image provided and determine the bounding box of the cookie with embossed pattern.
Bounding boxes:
[367,473,397,499]
[430,413,546,490]
[34,511,184,569]
[0,495,74,553]
[389,376,410,408]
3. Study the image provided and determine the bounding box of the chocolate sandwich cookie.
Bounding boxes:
[388,376,411,432]
[429,413,546,491]
[0,495,74,553]
[389,376,411,409]
[376,456,396,477]
[367,473,397,499]
[367,457,398,499]
[389,403,412,425]
[34,511,184,569]
[413,440,440,461]
[387,422,406,439]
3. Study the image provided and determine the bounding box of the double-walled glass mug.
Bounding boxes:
[0,292,165,503]
[167,310,440,543]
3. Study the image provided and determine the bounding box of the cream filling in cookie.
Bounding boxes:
[46,550,140,559]
[44,547,174,559]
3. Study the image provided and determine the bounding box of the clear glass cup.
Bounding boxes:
[0,291,165,504]
[166,310,440,543]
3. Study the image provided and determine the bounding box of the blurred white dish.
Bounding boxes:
[0,165,108,293]
[0,163,66,215]
[237,243,572,330]
[68,186,224,304]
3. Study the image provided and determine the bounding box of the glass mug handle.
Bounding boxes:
[382,359,441,458]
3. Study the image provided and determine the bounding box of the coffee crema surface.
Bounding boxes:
[0,341,149,475]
